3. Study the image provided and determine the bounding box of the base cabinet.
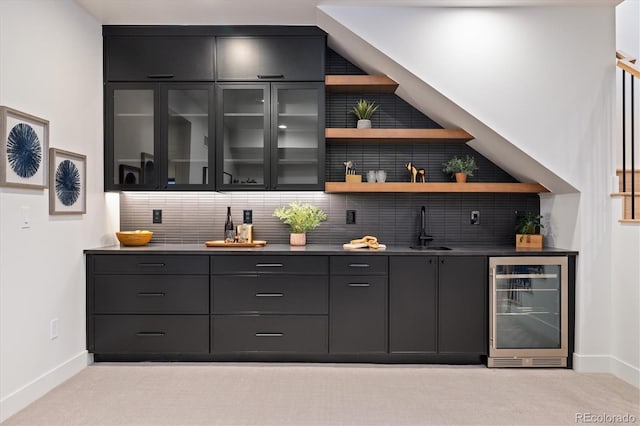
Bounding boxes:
[438,256,487,354]
[389,256,437,354]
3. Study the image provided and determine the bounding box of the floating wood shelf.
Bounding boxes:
[325,75,399,93]
[324,182,549,193]
[325,128,474,143]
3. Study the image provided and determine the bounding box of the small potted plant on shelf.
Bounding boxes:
[442,155,478,183]
[516,212,544,249]
[351,99,379,129]
[273,201,328,246]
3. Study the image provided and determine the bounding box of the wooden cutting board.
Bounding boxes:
[343,243,386,250]
[205,240,267,247]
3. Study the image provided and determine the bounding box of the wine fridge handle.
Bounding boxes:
[490,267,496,350]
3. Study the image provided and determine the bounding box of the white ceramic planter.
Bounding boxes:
[357,119,371,129]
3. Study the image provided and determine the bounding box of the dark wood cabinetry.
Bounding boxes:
[86,252,559,362]
[216,36,325,82]
[329,256,387,353]
[211,255,329,354]
[105,36,215,82]
[438,256,487,354]
[103,26,326,192]
[389,256,437,354]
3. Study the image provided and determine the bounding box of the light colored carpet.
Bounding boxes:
[2,363,638,425]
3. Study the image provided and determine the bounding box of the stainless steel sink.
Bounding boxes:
[409,246,452,251]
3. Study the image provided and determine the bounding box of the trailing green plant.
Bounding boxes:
[351,99,380,120]
[442,155,479,177]
[273,201,328,234]
[517,212,544,242]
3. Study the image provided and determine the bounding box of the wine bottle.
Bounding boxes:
[224,206,235,243]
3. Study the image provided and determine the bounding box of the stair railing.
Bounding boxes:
[617,51,639,220]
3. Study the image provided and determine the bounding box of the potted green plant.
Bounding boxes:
[273,201,328,246]
[352,99,380,129]
[516,212,544,249]
[442,155,478,183]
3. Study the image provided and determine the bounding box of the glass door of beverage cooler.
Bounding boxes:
[489,257,568,367]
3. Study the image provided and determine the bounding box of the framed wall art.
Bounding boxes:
[0,106,49,189]
[49,148,86,215]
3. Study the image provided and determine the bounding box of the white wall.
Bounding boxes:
[0,0,110,421]
[611,0,640,388]
[320,5,638,386]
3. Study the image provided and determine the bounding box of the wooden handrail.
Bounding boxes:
[617,50,640,78]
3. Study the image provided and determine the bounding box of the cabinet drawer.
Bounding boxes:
[330,275,387,354]
[212,276,328,314]
[216,36,325,81]
[94,315,209,354]
[93,255,209,275]
[94,275,209,314]
[211,255,327,275]
[106,36,214,81]
[212,315,327,353]
[330,256,387,275]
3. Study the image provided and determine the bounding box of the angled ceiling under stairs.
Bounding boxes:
[317,6,579,194]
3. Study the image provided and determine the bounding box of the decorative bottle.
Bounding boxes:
[224,206,235,243]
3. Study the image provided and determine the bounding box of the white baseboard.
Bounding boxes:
[573,353,640,389]
[0,350,89,422]
[611,355,640,388]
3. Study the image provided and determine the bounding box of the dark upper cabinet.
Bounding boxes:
[438,256,488,354]
[105,36,215,82]
[216,82,324,190]
[105,83,215,191]
[216,37,325,82]
[389,256,437,354]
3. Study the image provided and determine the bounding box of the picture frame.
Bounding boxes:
[119,164,141,185]
[140,152,154,185]
[49,148,86,215]
[0,106,49,189]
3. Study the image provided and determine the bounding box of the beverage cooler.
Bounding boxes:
[488,257,568,367]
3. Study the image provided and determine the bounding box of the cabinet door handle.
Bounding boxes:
[255,333,284,337]
[348,282,370,287]
[255,263,284,268]
[137,263,166,268]
[147,73,174,79]
[255,293,284,297]
[136,332,165,337]
[136,292,166,297]
[348,263,370,268]
[257,74,284,79]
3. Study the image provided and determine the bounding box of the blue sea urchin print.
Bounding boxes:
[55,160,81,206]
[7,123,42,178]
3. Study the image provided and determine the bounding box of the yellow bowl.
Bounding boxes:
[116,230,153,246]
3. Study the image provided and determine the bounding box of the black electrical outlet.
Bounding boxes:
[243,210,253,224]
[346,210,356,224]
[152,209,162,224]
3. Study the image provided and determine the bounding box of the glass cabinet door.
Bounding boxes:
[165,87,212,188]
[271,83,324,189]
[111,87,156,188]
[217,84,269,189]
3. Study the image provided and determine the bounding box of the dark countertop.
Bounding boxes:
[85,243,577,256]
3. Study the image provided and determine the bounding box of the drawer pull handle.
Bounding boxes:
[136,292,165,297]
[348,263,370,268]
[137,263,166,268]
[255,263,284,268]
[147,73,174,79]
[136,332,165,337]
[255,333,284,337]
[255,293,284,297]
[257,74,284,79]
[348,283,370,287]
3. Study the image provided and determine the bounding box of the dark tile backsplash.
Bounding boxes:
[120,191,539,246]
[119,48,539,247]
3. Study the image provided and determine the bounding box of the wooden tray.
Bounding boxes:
[205,240,267,247]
